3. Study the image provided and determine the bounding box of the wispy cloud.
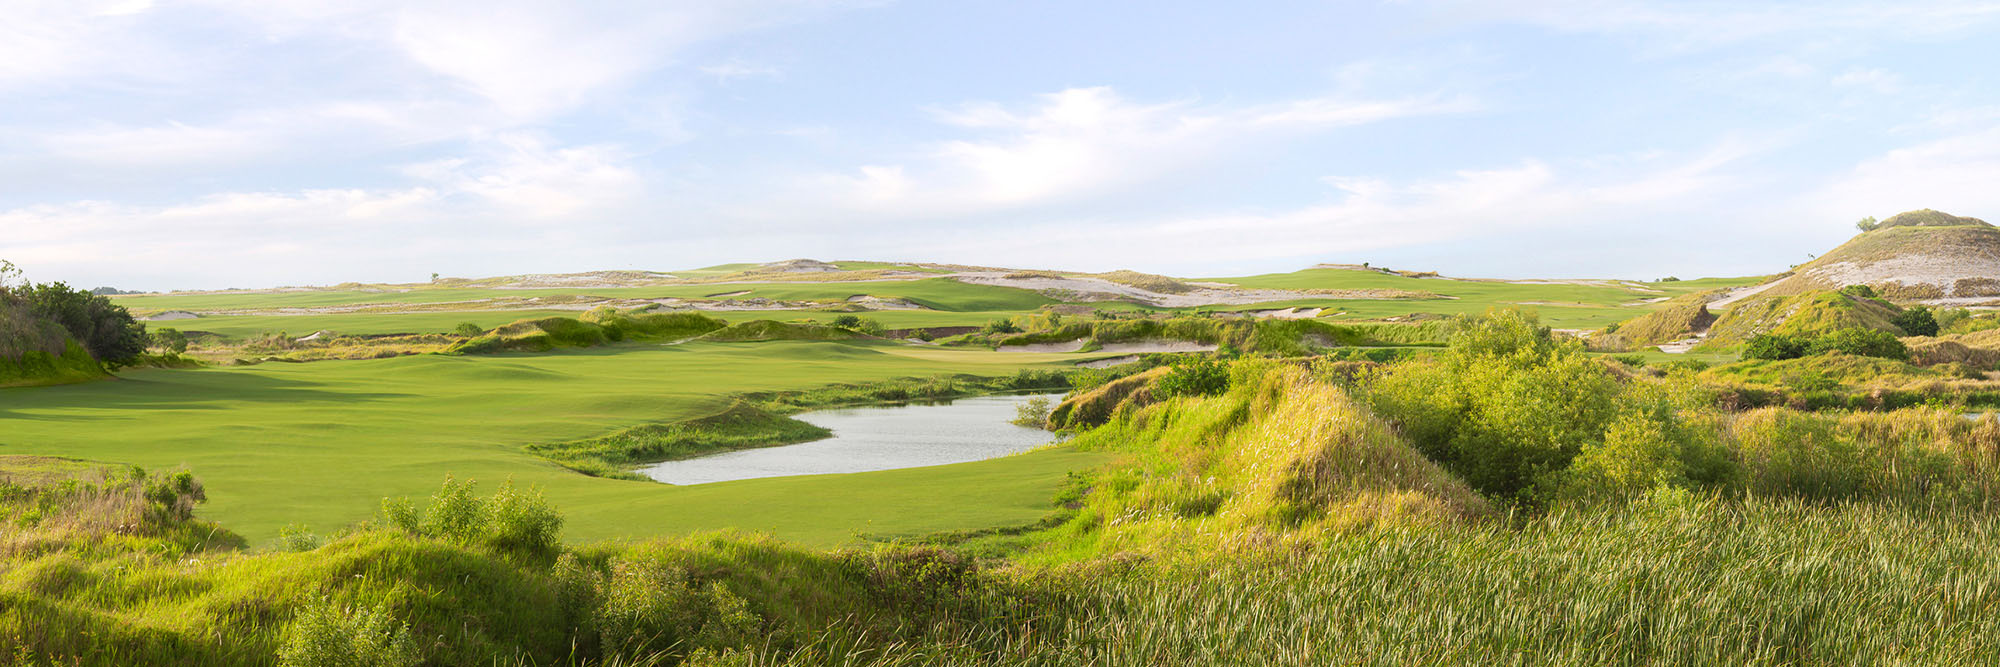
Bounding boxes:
[820,86,1476,216]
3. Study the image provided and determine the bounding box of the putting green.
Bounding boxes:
[0,341,1100,545]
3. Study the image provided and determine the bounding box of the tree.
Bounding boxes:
[0,259,19,289]
[1856,216,1880,232]
[430,272,441,283]
[17,281,148,367]
[454,322,484,337]
[830,314,863,329]
[1892,306,1938,337]
[152,328,189,354]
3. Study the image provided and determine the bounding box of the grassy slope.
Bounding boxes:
[1205,269,1759,328]
[1760,224,2000,298]
[0,341,1099,545]
[113,277,1051,313]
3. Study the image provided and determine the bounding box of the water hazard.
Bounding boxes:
[637,393,1062,484]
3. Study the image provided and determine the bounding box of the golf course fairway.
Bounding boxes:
[0,340,1102,545]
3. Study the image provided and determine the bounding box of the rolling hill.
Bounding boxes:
[1754,209,2000,303]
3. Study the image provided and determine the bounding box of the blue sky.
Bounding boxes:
[5,0,2000,290]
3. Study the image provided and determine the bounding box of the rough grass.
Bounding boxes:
[1037,362,1487,560]
[699,320,865,342]
[1702,291,1902,348]
[1610,291,1718,346]
[1093,270,1195,295]
[1877,208,1991,229]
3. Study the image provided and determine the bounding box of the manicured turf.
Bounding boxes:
[175,309,1034,339]
[0,341,1099,545]
[113,277,1052,313]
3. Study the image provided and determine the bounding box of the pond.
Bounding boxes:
[637,393,1062,485]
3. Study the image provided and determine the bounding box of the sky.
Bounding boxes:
[5,1,2000,290]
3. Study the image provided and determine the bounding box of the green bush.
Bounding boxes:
[381,477,563,559]
[277,598,419,667]
[594,558,757,660]
[1839,284,1879,299]
[13,281,148,367]
[1155,358,1229,398]
[1892,305,1938,337]
[1808,327,1908,360]
[150,327,188,353]
[1362,309,1621,501]
[1743,334,1809,361]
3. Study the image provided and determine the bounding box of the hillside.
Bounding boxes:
[1701,290,1905,348]
[1756,209,2000,303]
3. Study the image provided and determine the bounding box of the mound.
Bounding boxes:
[1876,209,1990,229]
[1906,329,2000,369]
[1096,270,1196,295]
[1703,352,1938,389]
[756,259,840,273]
[1061,363,1487,552]
[1702,291,1903,348]
[1610,291,1718,346]
[1761,210,2000,302]
[1048,367,1171,429]
[450,310,725,354]
[579,306,726,340]
[699,320,865,343]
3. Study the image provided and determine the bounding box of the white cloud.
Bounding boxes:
[1832,67,1903,94]
[1811,126,2000,220]
[404,134,643,219]
[1429,0,2000,50]
[819,86,1474,215]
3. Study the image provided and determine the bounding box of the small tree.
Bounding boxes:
[152,328,189,353]
[0,259,20,289]
[1892,306,1939,337]
[1856,216,1880,232]
[830,314,863,329]
[454,322,484,337]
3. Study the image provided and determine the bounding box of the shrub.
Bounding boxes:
[1155,358,1229,398]
[277,598,419,667]
[1743,334,1809,361]
[1012,396,1054,428]
[594,558,757,660]
[1839,284,1879,299]
[830,314,862,329]
[1808,327,1908,360]
[151,327,188,353]
[382,477,563,559]
[1892,305,1939,337]
[454,322,484,337]
[15,281,148,367]
[1563,412,1689,499]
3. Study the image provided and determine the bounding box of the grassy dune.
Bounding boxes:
[0,341,1096,544]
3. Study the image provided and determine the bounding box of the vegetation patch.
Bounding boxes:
[699,320,865,343]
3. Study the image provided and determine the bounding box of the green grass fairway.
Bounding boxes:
[114,277,1052,313]
[0,341,1097,545]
